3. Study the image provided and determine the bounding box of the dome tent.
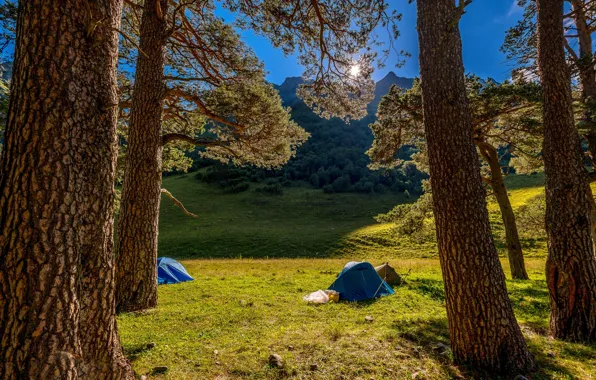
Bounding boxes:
[375,262,404,286]
[328,262,394,301]
[157,257,194,285]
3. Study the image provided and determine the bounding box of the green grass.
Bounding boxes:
[118,258,596,379]
[158,173,556,260]
[158,174,411,259]
[117,173,596,379]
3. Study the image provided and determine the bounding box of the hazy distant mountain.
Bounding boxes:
[273,71,414,111]
[374,72,414,99]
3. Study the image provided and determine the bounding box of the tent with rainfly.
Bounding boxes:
[328,261,394,301]
[157,257,194,285]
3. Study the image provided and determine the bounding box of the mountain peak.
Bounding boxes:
[278,76,304,92]
[379,71,399,82]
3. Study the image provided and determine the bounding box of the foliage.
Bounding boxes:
[225,0,404,121]
[516,193,546,239]
[367,75,543,174]
[500,0,538,81]
[375,192,435,244]
[0,0,16,58]
[118,1,309,176]
[255,182,283,195]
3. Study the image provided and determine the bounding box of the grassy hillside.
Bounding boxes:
[158,174,410,259]
[158,172,557,260]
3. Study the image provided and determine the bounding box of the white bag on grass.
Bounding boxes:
[303,290,329,304]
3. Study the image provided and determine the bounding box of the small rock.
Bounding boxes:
[140,376,147,380]
[434,342,449,352]
[287,345,294,351]
[146,342,156,350]
[365,315,374,323]
[268,353,284,368]
[152,366,168,374]
[547,351,555,358]
[215,361,221,365]
[214,350,219,355]
[386,368,393,373]
[310,364,318,371]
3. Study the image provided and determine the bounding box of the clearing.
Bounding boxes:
[118,174,596,379]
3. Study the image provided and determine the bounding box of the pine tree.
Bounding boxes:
[537,0,596,342]
[368,77,543,280]
[0,1,133,378]
[414,0,534,372]
[116,0,396,312]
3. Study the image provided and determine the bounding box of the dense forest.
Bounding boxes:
[191,72,425,195]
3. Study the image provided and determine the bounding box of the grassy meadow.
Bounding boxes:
[118,173,596,379]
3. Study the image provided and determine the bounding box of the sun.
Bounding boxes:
[349,64,361,77]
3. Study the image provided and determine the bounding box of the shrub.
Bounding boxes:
[516,193,546,238]
[255,183,284,195]
[223,182,250,194]
[331,176,351,193]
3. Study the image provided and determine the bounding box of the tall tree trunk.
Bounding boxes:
[478,142,529,280]
[0,1,133,379]
[537,0,596,342]
[570,0,596,249]
[416,0,534,373]
[116,0,168,313]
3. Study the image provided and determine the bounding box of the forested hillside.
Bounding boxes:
[192,72,424,195]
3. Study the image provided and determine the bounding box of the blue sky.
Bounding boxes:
[235,0,526,85]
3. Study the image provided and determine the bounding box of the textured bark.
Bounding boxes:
[0,1,133,379]
[416,0,534,373]
[478,143,529,280]
[537,0,596,342]
[570,0,596,249]
[116,0,168,313]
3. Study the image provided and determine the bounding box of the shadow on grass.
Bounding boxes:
[407,278,445,302]
[123,343,154,362]
[389,317,581,379]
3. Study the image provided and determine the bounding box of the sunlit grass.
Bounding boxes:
[118,258,596,379]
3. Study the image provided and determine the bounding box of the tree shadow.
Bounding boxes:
[407,278,445,302]
[389,315,579,378]
[122,343,154,362]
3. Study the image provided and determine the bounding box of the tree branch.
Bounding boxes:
[161,188,198,218]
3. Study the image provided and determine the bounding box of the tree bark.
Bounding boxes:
[116,0,168,313]
[537,0,596,342]
[478,142,529,280]
[416,0,534,373]
[570,0,596,249]
[0,1,133,378]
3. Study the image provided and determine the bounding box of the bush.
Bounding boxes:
[255,183,284,195]
[376,192,436,243]
[331,176,351,193]
[516,193,546,238]
[223,182,250,194]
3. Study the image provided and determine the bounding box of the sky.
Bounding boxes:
[232,0,526,85]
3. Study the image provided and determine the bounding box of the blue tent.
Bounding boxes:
[157,257,194,285]
[328,262,394,301]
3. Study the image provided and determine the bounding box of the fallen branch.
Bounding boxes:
[161,188,198,218]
